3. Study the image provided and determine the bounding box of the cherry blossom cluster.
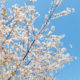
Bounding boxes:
[0,0,76,80]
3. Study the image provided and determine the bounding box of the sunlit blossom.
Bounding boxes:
[0,0,75,80]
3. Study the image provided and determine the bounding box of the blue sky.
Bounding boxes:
[4,0,80,80]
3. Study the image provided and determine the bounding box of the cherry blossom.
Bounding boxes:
[0,0,76,80]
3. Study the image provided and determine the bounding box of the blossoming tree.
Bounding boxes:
[0,0,76,80]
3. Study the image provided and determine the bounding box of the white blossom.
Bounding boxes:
[0,0,75,80]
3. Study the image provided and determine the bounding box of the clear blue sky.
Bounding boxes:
[6,0,80,80]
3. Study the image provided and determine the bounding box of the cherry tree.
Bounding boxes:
[0,0,76,80]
